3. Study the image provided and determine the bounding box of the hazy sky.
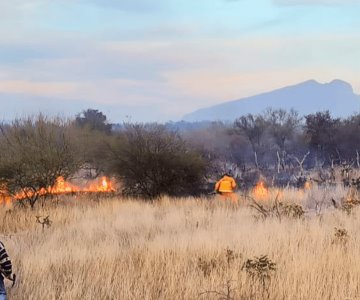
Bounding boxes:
[0,0,359,122]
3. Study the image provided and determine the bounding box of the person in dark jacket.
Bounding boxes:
[0,242,12,300]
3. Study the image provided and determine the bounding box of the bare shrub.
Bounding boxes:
[281,203,305,219]
[341,188,360,215]
[242,255,276,299]
[197,257,217,277]
[250,196,305,221]
[0,115,81,208]
[107,124,208,198]
[199,279,236,300]
[36,216,52,230]
[332,227,349,246]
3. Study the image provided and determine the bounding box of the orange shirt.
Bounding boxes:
[215,176,237,193]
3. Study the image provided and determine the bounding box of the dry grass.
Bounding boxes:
[1,187,360,300]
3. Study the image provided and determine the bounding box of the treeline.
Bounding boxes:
[1,108,360,207]
[0,110,207,207]
[184,109,360,171]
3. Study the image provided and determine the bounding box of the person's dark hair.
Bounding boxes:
[224,170,232,177]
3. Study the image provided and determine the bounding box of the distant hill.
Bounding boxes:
[183,79,360,122]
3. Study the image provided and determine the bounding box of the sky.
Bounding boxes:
[0,0,359,123]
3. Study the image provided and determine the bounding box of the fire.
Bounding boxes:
[304,181,311,190]
[51,176,80,194]
[296,180,311,198]
[252,181,268,200]
[86,176,115,193]
[0,176,116,205]
[0,190,12,207]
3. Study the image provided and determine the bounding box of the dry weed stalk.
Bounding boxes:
[281,203,305,219]
[197,257,217,277]
[342,189,360,215]
[199,279,236,300]
[36,215,52,230]
[242,255,276,299]
[197,248,241,278]
[250,194,304,221]
[332,227,349,246]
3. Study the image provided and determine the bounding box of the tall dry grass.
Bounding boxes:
[0,186,359,300]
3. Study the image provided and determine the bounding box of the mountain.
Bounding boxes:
[183,79,360,122]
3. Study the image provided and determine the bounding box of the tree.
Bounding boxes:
[305,111,340,164]
[74,127,113,179]
[234,114,267,168]
[334,114,360,165]
[0,115,81,208]
[264,109,302,152]
[107,124,207,198]
[264,109,302,172]
[75,109,112,134]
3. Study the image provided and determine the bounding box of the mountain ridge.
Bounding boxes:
[183,79,360,122]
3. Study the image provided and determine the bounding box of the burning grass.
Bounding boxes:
[0,176,116,206]
[1,185,360,299]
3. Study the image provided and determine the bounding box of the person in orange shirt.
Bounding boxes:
[215,172,238,203]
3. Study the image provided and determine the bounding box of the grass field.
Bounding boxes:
[1,186,360,300]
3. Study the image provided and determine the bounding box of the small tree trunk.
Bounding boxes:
[276,151,281,174]
[29,194,39,209]
[281,151,286,170]
[293,152,308,176]
[356,150,360,169]
[254,151,259,169]
[29,198,36,209]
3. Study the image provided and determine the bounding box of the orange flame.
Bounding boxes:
[296,181,311,198]
[0,190,12,207]
[252,181,268,200]
[85,176,115,193]
[51,176,80,194]
[0,176,116,205]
